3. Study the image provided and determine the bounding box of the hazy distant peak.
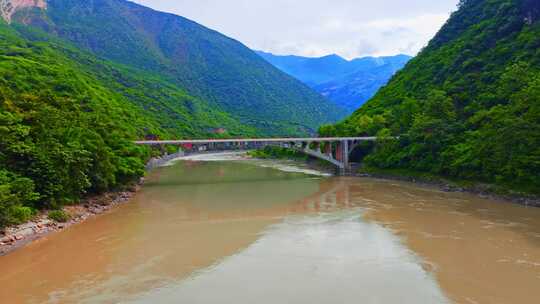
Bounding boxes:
[319,53,346,60]
[257,50,412,112]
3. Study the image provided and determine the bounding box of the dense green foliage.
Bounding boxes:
[0,20,254,227]
[0,23,158,226]
[0,170,38,227]
[11,24,257,139]
[15,0,346,135]
[322,0,540,194]
[248,146,308,161]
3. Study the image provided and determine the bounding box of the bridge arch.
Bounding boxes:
[134,137,377,174]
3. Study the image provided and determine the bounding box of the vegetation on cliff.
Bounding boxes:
[320,0,540,194]
[0,24,153,227]
[0,19,257,227]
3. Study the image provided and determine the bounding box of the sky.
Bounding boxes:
[133,0,460,59]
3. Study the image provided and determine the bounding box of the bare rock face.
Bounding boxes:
[0,0,46,23]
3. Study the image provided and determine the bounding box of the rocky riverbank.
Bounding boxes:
[352,169,540,208]
[0,151,190,256]
[0,183,142,256]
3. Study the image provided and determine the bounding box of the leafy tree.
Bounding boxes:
[323,0,540,194]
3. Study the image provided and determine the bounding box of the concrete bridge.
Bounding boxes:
[135,137,377,173]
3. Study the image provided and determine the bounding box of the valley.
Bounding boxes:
[0,1,539,303]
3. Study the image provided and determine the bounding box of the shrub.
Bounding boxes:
[0,170,39,228]
[48,210,70,223]
[9,206,35,223]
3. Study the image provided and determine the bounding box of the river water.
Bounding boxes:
[1,154,539,303]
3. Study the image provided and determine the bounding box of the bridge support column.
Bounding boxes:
[341,140,349,174]
[336,142,343,162]
[324,142,332,156]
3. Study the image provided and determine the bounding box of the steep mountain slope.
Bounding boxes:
[323,0,540,194]
[257,51,411,112]
[0,23,151,226]
[0,18,259,226]
[12,0,346,135]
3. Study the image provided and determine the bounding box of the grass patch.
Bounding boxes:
[48,210,70,223]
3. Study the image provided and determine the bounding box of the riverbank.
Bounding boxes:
[0,182,142,256]
[3,153,540,304]
[0,151,191,256]
[248,147,540,207]
[353,167,540,208]
[0,150,253,256]
[2,150,537,257]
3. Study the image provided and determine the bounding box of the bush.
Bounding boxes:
[249,146,307,160]
[9,206,35,223]
[48,210,70,223]
[0,170,39,228]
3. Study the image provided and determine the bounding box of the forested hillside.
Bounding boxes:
[0,0,348,228]
[0,24,151,227]
[321,0,540,194]
[0,20,258,227]
[14,0,346,135]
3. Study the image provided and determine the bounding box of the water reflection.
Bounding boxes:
[127,210,448,304]
[350,179,540,304]
[0,160,539,304]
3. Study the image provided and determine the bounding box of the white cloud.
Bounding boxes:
[132,0,459,59]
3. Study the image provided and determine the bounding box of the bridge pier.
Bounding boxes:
[340,140,350,175]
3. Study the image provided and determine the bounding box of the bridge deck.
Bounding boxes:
[135,137,376,145]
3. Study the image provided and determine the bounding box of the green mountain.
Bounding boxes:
[14,0,346,135]
[322,0,540,194]
[0,0,347,227]
[0,22,151,226]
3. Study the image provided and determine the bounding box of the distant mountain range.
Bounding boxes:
[256,51,411,113]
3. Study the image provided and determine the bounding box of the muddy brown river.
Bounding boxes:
[1,155,539,303]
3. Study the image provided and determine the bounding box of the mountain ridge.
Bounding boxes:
[256,50,411,112]
[12,0,347,135]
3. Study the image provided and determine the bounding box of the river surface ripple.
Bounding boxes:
[1,155,539,303]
